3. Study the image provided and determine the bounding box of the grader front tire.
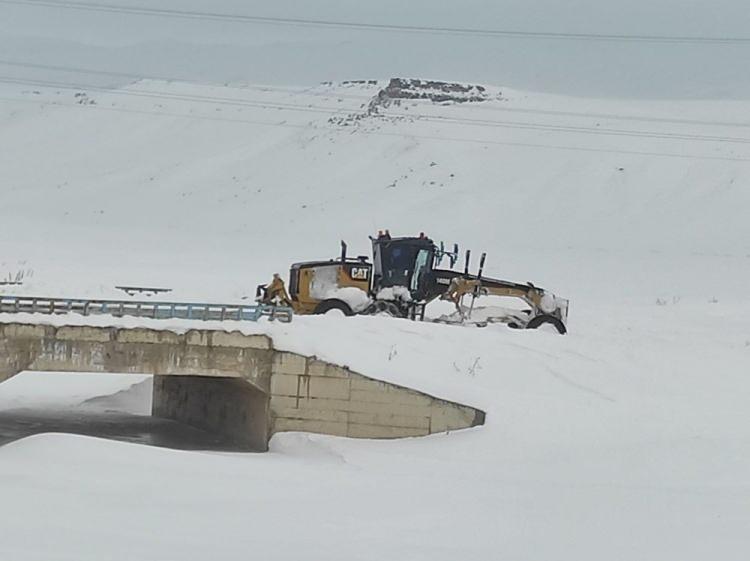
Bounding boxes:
[526,314,567,334]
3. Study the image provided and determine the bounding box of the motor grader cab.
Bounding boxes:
[369,233,438,314]
[257,231,569,333]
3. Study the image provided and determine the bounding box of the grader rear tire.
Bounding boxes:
[313,299,354,317]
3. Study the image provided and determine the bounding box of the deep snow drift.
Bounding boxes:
[0,78,749,560]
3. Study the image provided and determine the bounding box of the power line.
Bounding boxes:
[4,74,750,146]
[3,0,750,44]
[7,93,750,164]
[6,59,750,131]
[3,90,749,163]
[8,58,750,132]
[468,103,750,130]
[0,94,312,129]
[409,113,750,145]
[0,76,363,116]
[0,59,326,97]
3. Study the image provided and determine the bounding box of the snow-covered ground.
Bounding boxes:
[1,77,749,559]
[1,79,748,297]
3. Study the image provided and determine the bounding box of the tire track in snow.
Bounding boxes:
[542,365,616,403]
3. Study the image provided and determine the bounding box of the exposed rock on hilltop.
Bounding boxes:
[330,77,495,126]
[377,78,490,105]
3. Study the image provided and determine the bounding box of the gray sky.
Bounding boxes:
[2,0,750,97]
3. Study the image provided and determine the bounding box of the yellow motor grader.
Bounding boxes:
[257,231,569,334]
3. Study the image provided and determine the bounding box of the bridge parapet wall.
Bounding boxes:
[0,323,273,392]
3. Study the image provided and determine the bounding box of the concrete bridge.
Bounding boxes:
[0,322,485,451]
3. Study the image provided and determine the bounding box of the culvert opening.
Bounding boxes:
[0,372,262,452]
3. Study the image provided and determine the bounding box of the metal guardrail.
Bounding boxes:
[0,295,293,323]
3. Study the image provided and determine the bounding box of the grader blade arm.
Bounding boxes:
[430,269,569,334]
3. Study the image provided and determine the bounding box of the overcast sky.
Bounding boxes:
[2,0,750,97]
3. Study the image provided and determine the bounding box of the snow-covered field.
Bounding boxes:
[1,74,749,559]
